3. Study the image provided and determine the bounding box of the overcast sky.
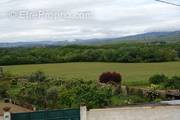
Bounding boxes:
[0,0,180,42]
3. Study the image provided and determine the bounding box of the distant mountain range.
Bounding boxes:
[0,31,179,48]
[113,31,180,42]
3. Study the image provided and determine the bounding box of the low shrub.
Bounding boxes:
[4,98,10,103]
[0,84,8,98]
[28,71,47,83]
[99,72,122,94]
[145,89,159,101]
[149,74,180,89]
[163,76,180,89]
[111,95,148,106]
[99,72,122,84]
[149,74,168,84]
[11,79,18,86]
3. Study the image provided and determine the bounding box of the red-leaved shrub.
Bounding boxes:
[99,72,122,84]
[99,72,122,94]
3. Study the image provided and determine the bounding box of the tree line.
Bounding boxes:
[0,42,179,65]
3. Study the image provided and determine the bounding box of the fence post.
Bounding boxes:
[3,112,11,120]
[80,106,87,120]
[3,107,11,120]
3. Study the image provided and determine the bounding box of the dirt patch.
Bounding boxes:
[0,102,32,116]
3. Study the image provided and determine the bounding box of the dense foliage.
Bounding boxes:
[149,74,180,89]
[6,71,114,109]
[0,43,179,65]
[17,80,112,109]
[0,71,151,109]
[163,76,180,89]
[0,84,8,98]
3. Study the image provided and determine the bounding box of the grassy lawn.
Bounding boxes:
[3,62,180,86]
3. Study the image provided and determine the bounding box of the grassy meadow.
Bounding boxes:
[3,62,180,86]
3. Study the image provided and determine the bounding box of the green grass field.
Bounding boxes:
[3,62,180,86]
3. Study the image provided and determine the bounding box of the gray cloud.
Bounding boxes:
[0,0,180,42]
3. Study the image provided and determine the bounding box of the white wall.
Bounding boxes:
[84,106,180,120]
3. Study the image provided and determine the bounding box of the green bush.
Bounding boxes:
[163,76,180,89]
[149,74,168,84]
[11,79,18,86]
[28,71,47,83]
[0,84,8,98]
[148,74,180,89]
[74,83,113,108]
[14,77,114,109]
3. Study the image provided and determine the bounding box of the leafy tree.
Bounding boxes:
[0,43,179,65]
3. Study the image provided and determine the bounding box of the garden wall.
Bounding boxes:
[81,105,180,120]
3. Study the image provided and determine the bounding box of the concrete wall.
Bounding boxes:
[83,105,180,120]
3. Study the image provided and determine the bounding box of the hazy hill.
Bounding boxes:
[0,31,179,47]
